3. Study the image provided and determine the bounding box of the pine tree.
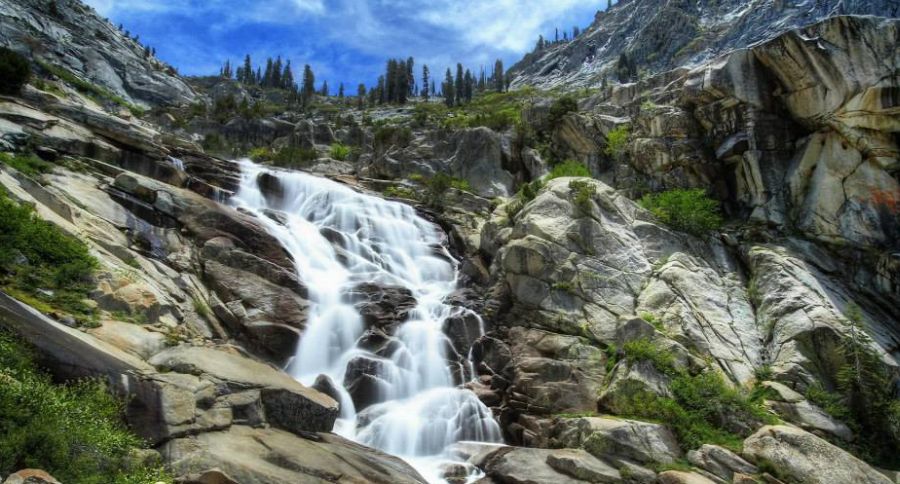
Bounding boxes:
[263,58,274,87]
[464,69,474,103]
[377,75,386,104]
[443,68,455,108]
[357,83,366,109]
[302,64,315,104]
[272,56,283,88]
[242,55,252,84]
[536,35,545,51]
[422,65,430,102]
[398,60,409,104]
[282,61,294,90]
[494,59,504,93]
[338,83,345,100]
[573,26,580,38]
[406,57,415,97]
[255,67,262,85]
[607,0,612,10]
[555,27,559,43]
[455,63,464,106]
[320,80,329,97]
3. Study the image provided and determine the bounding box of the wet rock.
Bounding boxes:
[348,283,417,333]
[343,355,390,411]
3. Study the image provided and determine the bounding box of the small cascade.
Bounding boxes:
[230,160,502,483]
[169,156,185,172]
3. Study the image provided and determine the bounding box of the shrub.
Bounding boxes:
[0,330,170,483]
[0,152,54,178]
[383,186,417,200]
[604,125,630,159]
[547,160,591,180]
[568,180,595,215]
[608,339,775,452]
[248,147,273,163]
[329,143,351,161]
[548,95,578,126]
[373,125,412,149]
[0,190,97,324]
[0,47,30,95]
[505,178,546,220]
[639,188,723,236]
[261,147,318,169]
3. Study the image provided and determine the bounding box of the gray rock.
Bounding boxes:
[687,445,757,482]
[742,425,893,484]
[552,416,682,465]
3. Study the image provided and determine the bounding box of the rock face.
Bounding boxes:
[742,426,893,484]
[508,0,899,89]
[0,0,195,106]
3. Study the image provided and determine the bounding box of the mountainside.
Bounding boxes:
[0,0,194,107]
[509,0,900,89]
[0,1,898,484]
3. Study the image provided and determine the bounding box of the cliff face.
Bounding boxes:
[508,0,900,89]
[0,0,195,106]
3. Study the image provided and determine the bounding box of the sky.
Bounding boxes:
[82,0,602,93]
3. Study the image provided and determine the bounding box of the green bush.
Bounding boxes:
[383,185,417,200]
[0,152,54,178]
[604,125,630,159]
[0,330,170,483]
[0,190,97,324]
[639,188,723,236]
[548,95,578,126]
[373,125,412,149]
[547,160,591,180]
[568,180,595,215]
[505,178,546,220]
[0,48,31,96]
[329,143,351,161]
[608,339,775,452]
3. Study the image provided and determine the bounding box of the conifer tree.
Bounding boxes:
[263,58,273,87]
[255,67,262,85]
[443,68,455,107]
[494,59,504,92]
[302,64,315,104]
[377,75,386,104]
[242,55,252,83]
[282,61,294,90]
[272,56,282,88]
[406,57,415,97]
[320,80,329,97]
[357,83,366,108]
[422,65,430,102]
[455,64,464,106]
[464,69,474,103]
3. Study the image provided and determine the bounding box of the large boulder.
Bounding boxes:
[438,127,516,198]
[551,416,683,465]
[742,425,893,484]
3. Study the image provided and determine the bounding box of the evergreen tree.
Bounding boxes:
[263,58,273,87]
[443,68,455,108]
[398,60,409,104]
[494,59,504,93]
[607,0,612,10]
[555,27,559,43]
[357,83,366,108]
[573,26,580,38]
[320,80,329,97]
[406,57,415,97]
[422,65,430,102]
[377,75,386,104]
[272,56,283,88]
[239,55,250,83]
[282,61,294,90]
[338,83,345,100]
[536,35,545,51]
[431,80,436,98]
[455,63,464,106]
[302,64,315,104]
[464,69,474,103]
[255,67,262,85]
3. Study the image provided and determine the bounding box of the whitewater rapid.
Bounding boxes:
[230,160,502,483]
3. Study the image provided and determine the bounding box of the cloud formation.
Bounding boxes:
[83,0,599,90]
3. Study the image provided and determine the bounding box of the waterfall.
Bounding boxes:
[231,160,502,483]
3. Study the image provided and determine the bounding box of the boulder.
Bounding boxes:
[687,445,757,482]
[1,470,62,484]
[742,425,892,484]
[657,471,719,484]
[478,447,620,484]
[551,416,683,465]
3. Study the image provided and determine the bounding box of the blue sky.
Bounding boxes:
[83,0,602,93]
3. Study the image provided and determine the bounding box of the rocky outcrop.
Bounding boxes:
[742,426,893,484]
[0,0,194,106]
[508,0,899,89]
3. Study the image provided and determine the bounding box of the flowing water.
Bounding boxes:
[230,160,502,483]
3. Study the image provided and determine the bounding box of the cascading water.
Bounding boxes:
[230,160,502,483]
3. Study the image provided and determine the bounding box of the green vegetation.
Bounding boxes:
[329,142,351,161]
[415,89,534,132]
[373,125,412,148]
[568,180,595,215]
[422,172,472,207]
[0,48,31,96]
[383,185,417,200]
[37,60,144,117]
[607,338,776,452]
[0,152,54,178]
[547,95,578,127]
[249,146,318,169]
[192,297,211,320]
[639,188,723,236]
[806,304,900,467]
[0,330,170,483]
[505,178,545,220]
[0,190,97,326]
[547,160,591,180]
[604,125,630,159]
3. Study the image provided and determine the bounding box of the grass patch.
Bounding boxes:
[0,330,170,483]
[250,146,318,169]
[0,152,54,178]
[639,188,723,236]
[192,297,211,320]
[0,190,97,325]
[37,60,144,117]
[383,186,417,200]
[329,143,352,161]
[547,160,591,180]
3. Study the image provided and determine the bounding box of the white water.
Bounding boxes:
[230,160,502,483]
